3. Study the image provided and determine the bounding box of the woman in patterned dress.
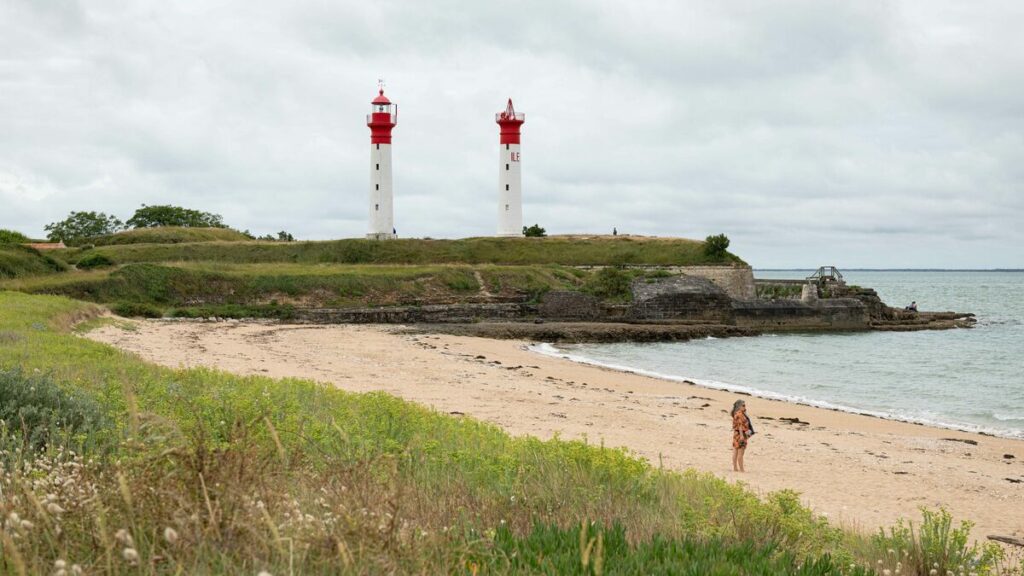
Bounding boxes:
[731,399,752,472]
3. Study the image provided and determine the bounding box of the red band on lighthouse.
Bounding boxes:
[367,89,397,144]
[495,98,524,145]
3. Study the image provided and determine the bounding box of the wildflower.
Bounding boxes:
[115,528,134,547]
[930,571,938,576]
[122,547,139,564]
[164,526,179,544]
[257,572,273,576]
[71,565,82,575]
[19,520,34,530]
[884,570,892,576]
[46,502,65,515]
[55,560,67,569]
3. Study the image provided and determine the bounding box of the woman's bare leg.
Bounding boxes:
[732,448,739,471]
[737,447,746,472]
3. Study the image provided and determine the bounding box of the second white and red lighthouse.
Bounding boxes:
[496,99,525,237]
[367,87,398,239]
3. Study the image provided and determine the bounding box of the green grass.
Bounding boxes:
[0,291,1013,574]
[55,235,745,267]
[68,226,251,247]
[0,290,858,574]
[1,262,585,316]
[0,244,68,279]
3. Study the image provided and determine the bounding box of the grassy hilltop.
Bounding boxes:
[67,226,252,247]
[54,234,745,267]
[1,233,746,318]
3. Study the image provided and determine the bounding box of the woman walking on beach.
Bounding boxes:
[731,399,753,472]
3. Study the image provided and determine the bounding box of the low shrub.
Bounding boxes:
[872,508,1003,575]
[75,252,116,269]
[582,267,634,301]
[0,368,112,454]
[479,521,873,575]
[704,233,731,261]
[757,283,803,300]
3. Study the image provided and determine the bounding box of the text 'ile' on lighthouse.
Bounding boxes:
[367,86,397,239]
[496,99,525,237]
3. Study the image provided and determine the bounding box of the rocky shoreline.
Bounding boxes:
[405,310,975,343]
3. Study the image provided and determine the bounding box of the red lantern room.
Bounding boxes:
[366,89,398,144]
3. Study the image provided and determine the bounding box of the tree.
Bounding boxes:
[44,211,123,242]
[255,231,295,242]
[703,233,731,260]
[126,204,226,229]
[522,224,547,237]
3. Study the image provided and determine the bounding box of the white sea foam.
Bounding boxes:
[529,342,1024,440]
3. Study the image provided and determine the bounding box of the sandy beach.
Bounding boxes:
[86,320,1024,540]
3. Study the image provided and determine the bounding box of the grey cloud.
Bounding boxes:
[1,0,1021,267]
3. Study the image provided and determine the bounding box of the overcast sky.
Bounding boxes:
[2,1,1022,268]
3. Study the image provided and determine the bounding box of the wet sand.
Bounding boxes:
[85,320,1024,539]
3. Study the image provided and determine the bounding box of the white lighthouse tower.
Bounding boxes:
[496,99,525,236]
[366,86,398,239]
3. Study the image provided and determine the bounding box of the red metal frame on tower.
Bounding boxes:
[495,98,525,145]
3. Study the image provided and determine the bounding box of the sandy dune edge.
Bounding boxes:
[85,320,1023,539]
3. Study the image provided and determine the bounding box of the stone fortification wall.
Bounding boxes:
[629,275,733,322]
[291,269,883,335]
[732,298,868,330]
[576,265,756,300]
[677,266,756,300]
[537,291,602,320]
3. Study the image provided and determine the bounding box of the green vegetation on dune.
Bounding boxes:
[3,262,585,316]
[0,291,869,574]
[56,235,745,267]
[0,244,68,279]
[0,292,1013,573]
[0,234,747,317]
[69,226,252,247]
[0,229,33,244]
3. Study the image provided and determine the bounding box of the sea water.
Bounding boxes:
[533,271,1024,439]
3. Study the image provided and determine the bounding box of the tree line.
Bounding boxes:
[43,205,294,243]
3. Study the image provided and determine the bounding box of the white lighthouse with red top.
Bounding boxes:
[496,99,525,237]
[367,86,398,239]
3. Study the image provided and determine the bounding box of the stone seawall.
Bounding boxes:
[286,272,969,340]
[299,303,534,324]
[733,298,869,330]
[294,277,873,333]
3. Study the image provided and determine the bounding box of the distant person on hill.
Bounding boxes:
[731,399,753,472]
[905,301,918,312]
[613,227,617,236]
